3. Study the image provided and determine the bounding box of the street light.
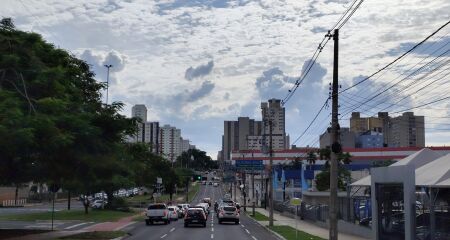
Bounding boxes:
[104,64,113,104]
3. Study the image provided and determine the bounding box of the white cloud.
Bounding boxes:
[2,0,450,156]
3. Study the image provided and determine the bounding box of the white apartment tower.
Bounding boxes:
[159,125,182,163]
[132,104,147,122]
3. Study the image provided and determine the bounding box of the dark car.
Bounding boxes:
[184,208,207,227]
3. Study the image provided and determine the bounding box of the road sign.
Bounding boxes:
[235,160,264,170]
[157,177,162,184]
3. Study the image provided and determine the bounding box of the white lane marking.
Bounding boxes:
[245,229,250,234]
[170,227,175,232]
[211,227,214,232]
[252,236,257,240]
[161,234,167,238]
[64,222,91,230]
[241,224,245,227]
[211,233,214,239]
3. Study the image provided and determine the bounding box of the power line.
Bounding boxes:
[336,0,365,29]
[392,95,450,114]
[292,99,329,145]
[339,20,450,95]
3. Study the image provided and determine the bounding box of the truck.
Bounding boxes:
[145,203,170,225]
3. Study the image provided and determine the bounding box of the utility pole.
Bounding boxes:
[268,119,274,226]
[328,28,340,240]
[104,64,113,104]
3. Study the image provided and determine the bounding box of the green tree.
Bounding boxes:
[306,151,317,170]
[175,148,218,170]
[314,149,352,191]
[0,19,137,213]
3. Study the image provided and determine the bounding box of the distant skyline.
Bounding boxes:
[2,0,449,157]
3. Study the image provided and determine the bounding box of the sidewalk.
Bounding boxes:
[253,208,369,240]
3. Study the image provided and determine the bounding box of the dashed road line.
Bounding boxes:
[245,229,250,234]
[252,236,257,240]
[211,233,214,239]
[160,234,167,239]
[170,227,175,232]
[241,224,245,227]
[211,227,214,232]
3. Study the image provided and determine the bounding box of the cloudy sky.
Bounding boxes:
[2,0,450,157]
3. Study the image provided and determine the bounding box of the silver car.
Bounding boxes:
[217,205,239,224]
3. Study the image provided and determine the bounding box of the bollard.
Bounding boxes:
[252,202,255,217]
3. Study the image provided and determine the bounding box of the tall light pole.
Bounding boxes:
[104,64,113,104]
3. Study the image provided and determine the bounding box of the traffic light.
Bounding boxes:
[192,175,202,181]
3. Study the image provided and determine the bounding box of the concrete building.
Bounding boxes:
[144,122,159,153]
[181,138,190,153]
[389,112,425,147]
[132,104,147,122]
[350,112,383,133]
[222,117,263,160]
[261,99,288,150]
[350,112,425,148]
[159,124,181,163]
[319,127,356,149]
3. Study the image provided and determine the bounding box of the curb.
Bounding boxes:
[245,213,285,240]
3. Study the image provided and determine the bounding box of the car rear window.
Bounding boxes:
[148,204,166,210]
[224,207,236,212]
[188,209,203,215]
[168,207,175,211]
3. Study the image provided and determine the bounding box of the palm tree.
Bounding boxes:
[306,151,317,170]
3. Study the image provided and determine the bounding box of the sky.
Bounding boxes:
[2,0,450,158]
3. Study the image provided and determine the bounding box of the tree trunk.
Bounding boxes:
[169,192,173,201]
[105,191,114,209]
[14,185,18,206]
[67,191,71,210]
[83,193,89,214]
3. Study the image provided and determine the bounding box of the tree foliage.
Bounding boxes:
[175,148,218,170]
[314,148,352,191]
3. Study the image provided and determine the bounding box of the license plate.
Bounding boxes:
[191,220,198,222]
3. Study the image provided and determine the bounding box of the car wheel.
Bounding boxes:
[218,220,222,224]
[235,221,239,225]
[164,220,168,225]
[184,223,188,227]
[145,220,150,226]
[203,222,207,227]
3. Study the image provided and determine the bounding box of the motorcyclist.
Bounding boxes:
[214,201,219,212]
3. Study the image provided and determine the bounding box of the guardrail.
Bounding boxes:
[1,199,27,207]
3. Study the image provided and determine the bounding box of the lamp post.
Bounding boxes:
[104,64,113,104]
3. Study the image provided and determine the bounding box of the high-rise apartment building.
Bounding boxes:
[132,104,147,122]
[261,99,288,150]
[389,112,425,147]
[144,122,159,154]
[221,99,289,161]
[159,124,182,163]
[222,117,263,161]
[350,111,425,147]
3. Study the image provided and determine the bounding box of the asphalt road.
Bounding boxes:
[125,174,279,240]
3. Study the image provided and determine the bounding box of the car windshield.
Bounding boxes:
[224,207,236,212]
[148,205,165,210]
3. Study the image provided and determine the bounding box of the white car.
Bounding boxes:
[167,206,179,221]
[213,182,219,187]
[91,199,107,209]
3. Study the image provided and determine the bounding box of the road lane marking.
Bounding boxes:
[241,224,245,227]
[160,234,167,238]
[252,236,257,240]
[170,227,175,232]
[245,229,250,234]
[211,227,214,232]
[64,222,91,230]
[211,234,214,239]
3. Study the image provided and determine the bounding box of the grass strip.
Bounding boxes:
[58,231,126,239]
[0,209,135,222]
[268,225,325,240]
